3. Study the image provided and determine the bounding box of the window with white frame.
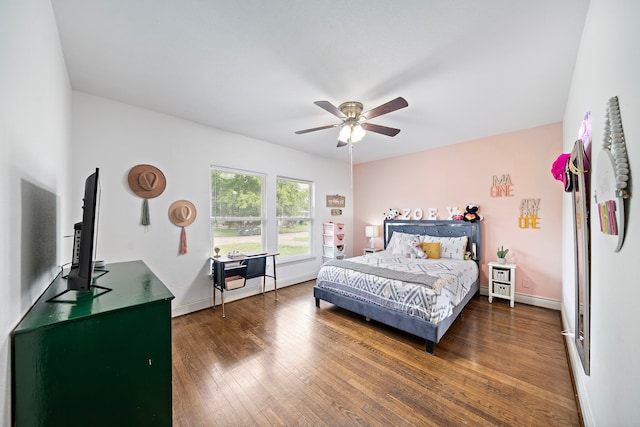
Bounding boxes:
[210,167,265,256]
[276,177,313,258]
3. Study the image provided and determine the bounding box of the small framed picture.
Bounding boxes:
[326,194,345,208]
[331,209,342,216]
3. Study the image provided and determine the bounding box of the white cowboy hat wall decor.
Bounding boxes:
[127,164,167,226]
[168,200,197,254]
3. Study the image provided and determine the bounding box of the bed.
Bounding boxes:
[314,219,481,355]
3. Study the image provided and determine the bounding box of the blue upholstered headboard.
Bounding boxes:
[383,219,482,261]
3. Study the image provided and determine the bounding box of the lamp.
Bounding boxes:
[338,120,366,144]
[365,225,379,249]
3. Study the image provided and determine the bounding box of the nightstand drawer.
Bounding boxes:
[492,268,511,282]
[493,283,510,296]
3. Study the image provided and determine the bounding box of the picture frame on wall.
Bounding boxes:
[326,195,345,208]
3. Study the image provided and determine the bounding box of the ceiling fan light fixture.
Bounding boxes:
[296,97,407,148]
[351,123,366,142]
[338,122,366,143]
[338,125,350,143]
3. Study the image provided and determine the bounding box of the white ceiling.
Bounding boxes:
[50,0,589,164]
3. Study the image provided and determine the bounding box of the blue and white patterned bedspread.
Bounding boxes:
[316,251,479,323]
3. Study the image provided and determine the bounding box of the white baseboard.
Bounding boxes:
[171,271,318,317]
[561,307,594,426]
[177,284,562,317]
[479,286,561,310]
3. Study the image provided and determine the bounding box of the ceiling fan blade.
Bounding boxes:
[362,97,408,120]
[295,123,340,134]
[336,140,348,147]
[362,123,401,137]
[314,101,346,119]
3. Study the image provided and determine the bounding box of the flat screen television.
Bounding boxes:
[67,167,100,291]
[48,168,110,302]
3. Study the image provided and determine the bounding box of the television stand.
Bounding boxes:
[13,260,175,426]
[46,283,112,303]
[47,269,112,302]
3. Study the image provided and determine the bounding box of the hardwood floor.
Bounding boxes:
[172,281,581,426]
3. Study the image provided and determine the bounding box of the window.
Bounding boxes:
[276,177,313,258]
[210,167,265,256]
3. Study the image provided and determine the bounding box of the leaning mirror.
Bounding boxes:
[570,139,590,376]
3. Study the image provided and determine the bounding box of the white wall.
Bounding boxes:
[71,92,353,316]
[562,0,640,424]
[0,0,72,425]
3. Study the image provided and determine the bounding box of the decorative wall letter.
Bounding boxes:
[491,174,514,197]
[401,208,426,219]
[446,206,459,220]
[428,208,438,220]
[518,198,541,229]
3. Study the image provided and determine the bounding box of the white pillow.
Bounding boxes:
[420,235,469,260]
[386,232,419,255]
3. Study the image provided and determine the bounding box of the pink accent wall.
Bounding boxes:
[353,123,563,300]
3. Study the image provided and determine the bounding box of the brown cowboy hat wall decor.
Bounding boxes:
[168,200,197,254]
[127,164,166,226]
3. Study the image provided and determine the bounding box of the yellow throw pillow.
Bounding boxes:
[420,242,440,259]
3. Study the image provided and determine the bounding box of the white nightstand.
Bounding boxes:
[488,262,516,307]
[363,248,383,255]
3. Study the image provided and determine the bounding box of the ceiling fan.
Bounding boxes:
[295,97,408,147]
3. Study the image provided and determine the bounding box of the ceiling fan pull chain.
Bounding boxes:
[349,137,354,188]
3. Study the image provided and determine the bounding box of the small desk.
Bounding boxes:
[210,252,278,317]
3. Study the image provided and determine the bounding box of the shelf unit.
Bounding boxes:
[322,222,345,262]
[488,261,516,307]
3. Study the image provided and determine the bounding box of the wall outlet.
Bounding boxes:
[522,278,530,288]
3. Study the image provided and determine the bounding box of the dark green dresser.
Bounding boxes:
[12,260,175,427]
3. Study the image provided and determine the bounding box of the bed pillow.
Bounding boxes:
[386,232,419,255]
[420,242,441,259]
[420,235,468,260]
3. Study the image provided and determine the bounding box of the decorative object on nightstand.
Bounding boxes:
[496,246,509,264]
[365,225,379,249]
[488,261,516,307]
